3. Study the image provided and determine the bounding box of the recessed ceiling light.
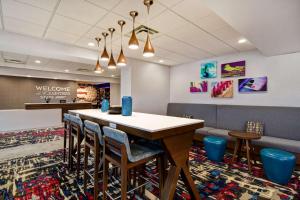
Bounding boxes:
[238,38,247,44]
[35,60,41,64]
[88,42,95,47]
[64,69,69,72]
[159,59,164,63]
[111,75,115,77]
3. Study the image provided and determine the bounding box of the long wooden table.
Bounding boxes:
[69,109,204,200]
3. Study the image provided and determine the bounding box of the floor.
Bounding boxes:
[0,128,299,200]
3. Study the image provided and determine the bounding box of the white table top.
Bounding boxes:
[69,109,204,133]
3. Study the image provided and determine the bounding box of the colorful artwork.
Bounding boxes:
[211,80,233,98]
[221,60,246,78]
[200,61,217,78]
[190,81,208,93]
[238,76,268,92]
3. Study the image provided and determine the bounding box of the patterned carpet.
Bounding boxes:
[0,128,299,200]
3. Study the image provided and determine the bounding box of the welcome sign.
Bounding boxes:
[35,85,71,100]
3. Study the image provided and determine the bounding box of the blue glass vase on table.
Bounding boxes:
[101,99,110,112]
[122,96,132,116]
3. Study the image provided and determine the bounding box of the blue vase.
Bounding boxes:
[101,99,109,112]
[122,96,132,116]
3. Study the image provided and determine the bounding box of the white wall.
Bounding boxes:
[0,109,62,132]
[110,83,121,106]
[170,50,300,107]
[121,59,170,115]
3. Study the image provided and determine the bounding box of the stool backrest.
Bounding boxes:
[103,126,131,159]
[69,114,83,133]
[84,120,103,145]
[64,113,71,122]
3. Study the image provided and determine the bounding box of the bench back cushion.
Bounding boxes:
[167,103,217,127]
[217,105,300,140]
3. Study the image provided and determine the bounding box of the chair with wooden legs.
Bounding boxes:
[102,126,164,200]
[83,120,103,199]
[68,114,84,179]
[63,113,71,163]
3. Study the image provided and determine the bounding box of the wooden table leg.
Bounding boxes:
[245,139,252,172]
[161,132,200,200]
[232,138,241,164]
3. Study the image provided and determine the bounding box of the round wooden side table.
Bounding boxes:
[228,131,261,172]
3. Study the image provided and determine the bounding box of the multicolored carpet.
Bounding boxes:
[0,128,299,200]
[0,128,63,150]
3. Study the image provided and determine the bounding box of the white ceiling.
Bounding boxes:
[0,0,255,67]
[204,0,300,56]
[0,51,121,78]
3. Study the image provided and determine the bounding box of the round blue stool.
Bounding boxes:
[203,136,227,162]
[260,148,296,185]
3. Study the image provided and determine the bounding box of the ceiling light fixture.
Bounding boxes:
[35,60,41,64]
[117,20,127,67]
[128,11,139,50]
[94,37,104,74]
[101,32,109,61]
[238,38,247,44]
[64,69,69,72]
[159,59,164,63]
[143,0,155,58]
[108,28,116,69]
[88,42,95,47]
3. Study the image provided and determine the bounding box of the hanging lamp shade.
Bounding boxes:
[108,28,116,69]
[101,32,109,61]
[128,11,139,50]
[143,0,155,57]
[117,20,127,67]
[94,59,103,73]
[94,37,104,73]
[143,34,155,57]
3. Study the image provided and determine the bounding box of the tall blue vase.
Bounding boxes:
[101,99,109,112]
[122,96,132,116]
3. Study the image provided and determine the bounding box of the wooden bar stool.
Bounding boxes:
[102,126,164,200]
[63,113,71,163]
[68,114,84,179]
[83,120,103,199]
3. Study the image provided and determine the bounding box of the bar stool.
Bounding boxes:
[63,113,71,163]
[83,120,103,199]
[102,126,164,200]
[68,114,84,179]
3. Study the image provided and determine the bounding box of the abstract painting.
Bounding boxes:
[200,61,217,78]
[238,76,267,92]
[211,80,233,98]
[190,81,208,93]
[221,60,246,78]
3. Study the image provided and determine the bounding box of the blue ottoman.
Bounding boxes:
[203,136,227,162]
[260,148,296,185]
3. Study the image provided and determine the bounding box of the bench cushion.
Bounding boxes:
[195,127,214,135]
[207,128,232,140]
[253,136,300,153]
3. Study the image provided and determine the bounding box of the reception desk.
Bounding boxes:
[25,102,92,121]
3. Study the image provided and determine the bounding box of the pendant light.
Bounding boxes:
[117,20,127,67]
[128,11,139,50]
[143,0,155,57]
[108,28,116,69]
[94,37,103,73]
[101,32,109,61]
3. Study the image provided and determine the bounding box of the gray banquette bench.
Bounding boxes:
[167,103,300,163]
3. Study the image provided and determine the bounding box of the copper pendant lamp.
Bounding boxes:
[128,11,139,50]
[101,32,109,61]
[94,37,103,73]
[117,20,127,67]
[143,0,155,57]
[108,28,116,69]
